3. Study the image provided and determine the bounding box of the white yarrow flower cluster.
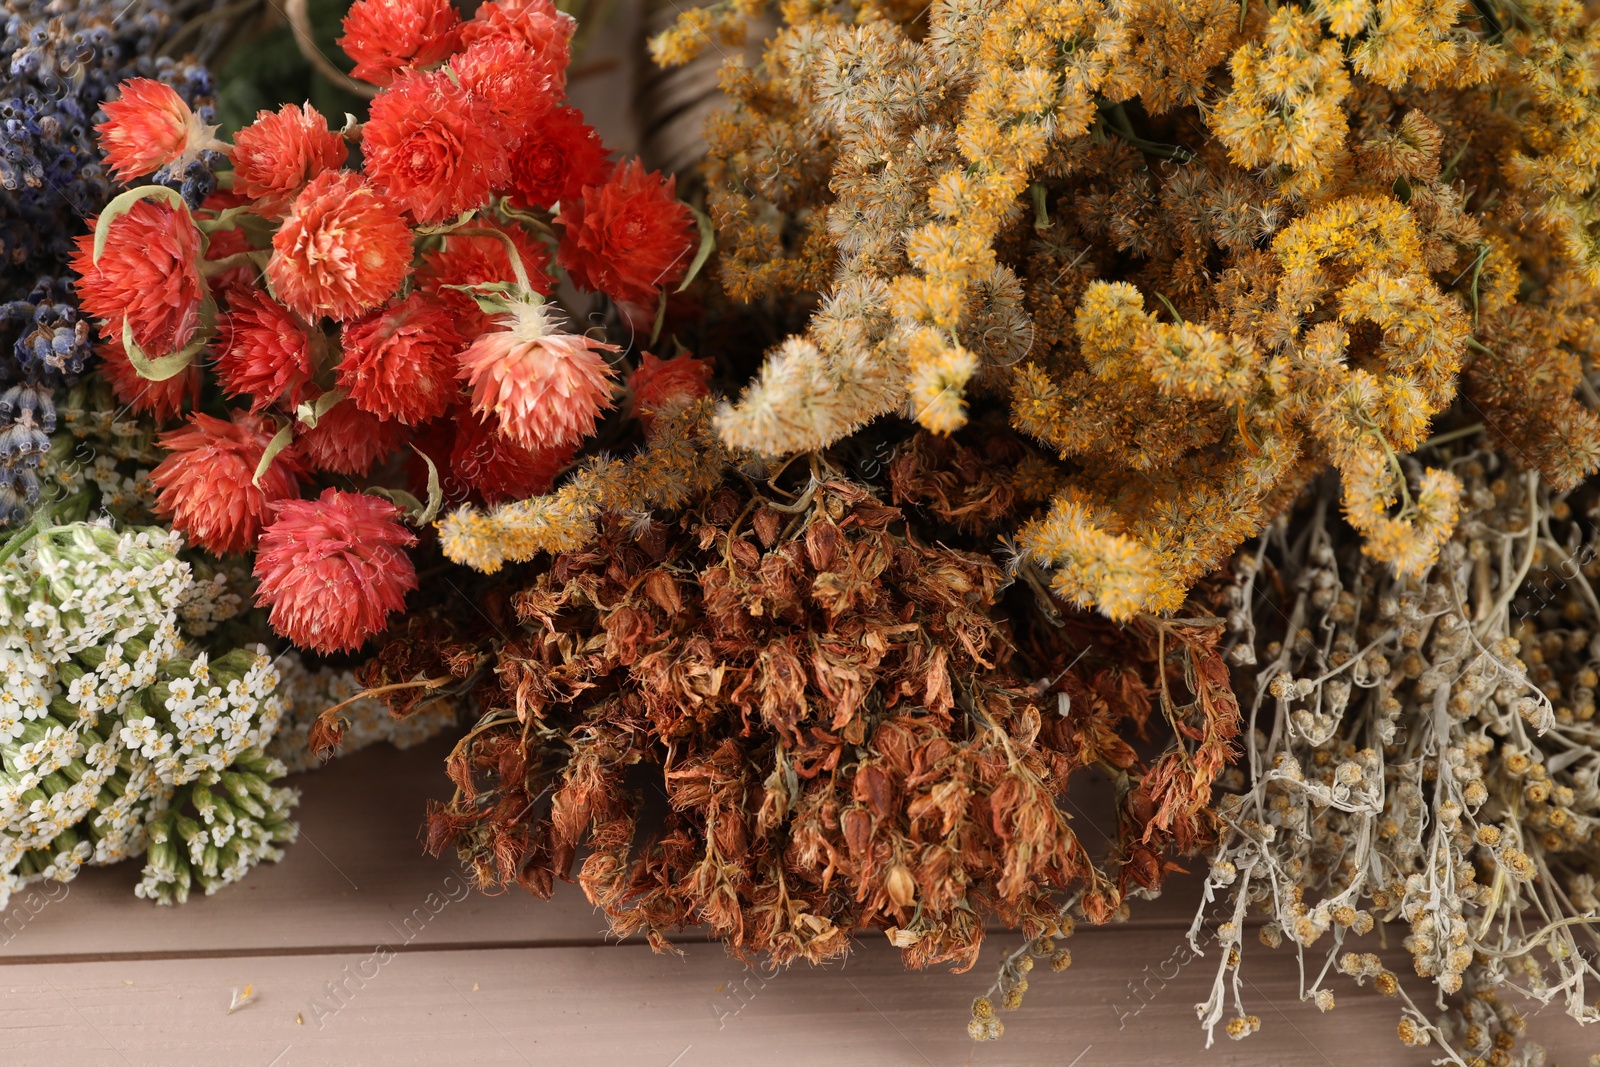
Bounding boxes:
[0,522,298,909]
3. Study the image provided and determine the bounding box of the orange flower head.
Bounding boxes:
[449,408,573,503]
[338,292,465,425]
[95,77,223,182]
[629,350,713,429]
[457,295,617,451]
[296,398,407,477]
[557,158,695,308]
[362,70,512,225]
[452,36,560,137]
[461,0,573,78]
[339,0,463,86]
[506,105,608,212]
[151,411,303,555]
[216,288,317,412]
[254,489,419,654]
[232,103,349,216]
[267,170,413,322]
[70,198,206,357]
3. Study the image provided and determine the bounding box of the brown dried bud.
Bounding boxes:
[885,864,916,907]
[643,570,683,615]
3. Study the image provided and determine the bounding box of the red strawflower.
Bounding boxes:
[254,489,419,654]
[461,0,572,75]
[557,159,695,307]
[505,105,609,212]
[362,70,511,225]
[201,190,250,212]
[338,0,463,86]
[296,399,406,477]
[97,334,197,422]
[151,411,302,555]
[457,296,617,451]
[338,292,464,425]
[216,288,317,412]
[201,229,258,292]
[629,350,713,428]
[71,198,206,357]
[197,192,259,289]
[415,219,553,335]
[448,408,572,503]
[451,36,559,137]
[232,103,348,215]
[94,77,224,182]
[267,170,412,322]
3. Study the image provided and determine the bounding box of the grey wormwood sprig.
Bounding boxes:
[1198,451,1600,1063]
[0,517,296,908]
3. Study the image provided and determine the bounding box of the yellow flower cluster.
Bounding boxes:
[657,0,1600,619]
[437,401,733,572]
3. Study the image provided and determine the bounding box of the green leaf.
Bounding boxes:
[676,203,715,293]
[650,287,667,347]
[410,446,443,525]
[252,421,295,489]
[195,205,262,234]
[414,209,478,237]
[122,317,206,382]
[295,388,345,429]
[439,281,521,318]
[367,450,443,526]
[366,486,426,514]
[94,185,190,264]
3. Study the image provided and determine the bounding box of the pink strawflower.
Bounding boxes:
[95,77,225,182]
[267,170,412,321]
[70,198,205,357]
[232,103,348,215]
[254,489,419,654]
[296,399,406,477]
[457,295,618,451]
[338,292,464,425]
[362,70,511,224]
[216,288,317,411]
[339,0,463,86]
[151,411,302,555]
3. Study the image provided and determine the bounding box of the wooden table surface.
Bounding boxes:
[0,737,1592,1066]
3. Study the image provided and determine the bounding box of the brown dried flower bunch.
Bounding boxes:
[1193,450,1600,1059]
[423,427,1240,977]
